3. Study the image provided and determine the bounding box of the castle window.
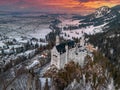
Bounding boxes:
[11,88,14,90]
[76,53,78,55]
[53,55,57,57]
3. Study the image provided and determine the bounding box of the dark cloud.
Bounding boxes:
[76,0,89,2]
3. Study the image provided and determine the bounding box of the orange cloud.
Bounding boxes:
[81,0,119,9]
[0,0,120,14]
[45,0,80,8]
[34,0,120,14]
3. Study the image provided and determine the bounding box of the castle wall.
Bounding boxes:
[75,51,87,67]
[51,38,88,69]
[68,48,76,62]
[60,53,66,69]
[68,47,87,67]
[51,47,60,69]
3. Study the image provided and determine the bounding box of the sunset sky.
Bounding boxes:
[0,0,120,14]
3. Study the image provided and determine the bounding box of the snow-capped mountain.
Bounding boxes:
[85,6,120,90]
[80,6,119,27]
[51,5,120,40]
[90,6,119,19]
[94,6,111,18]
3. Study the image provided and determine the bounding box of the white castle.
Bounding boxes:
[51,35,88,69]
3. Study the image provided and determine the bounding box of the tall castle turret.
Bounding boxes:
[61,24,63,32]
[80,36,85,47]
[65,45,68,64]
[56,35,60,45]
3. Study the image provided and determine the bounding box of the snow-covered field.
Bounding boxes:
[0,15,53,72]
[29,25,52,39]
[58,19,80,26]
[0,15,52,39]
[60,19,107,40]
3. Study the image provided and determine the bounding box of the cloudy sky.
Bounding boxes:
[0,0,120,14]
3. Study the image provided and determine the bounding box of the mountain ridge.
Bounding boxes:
[112,5,120,12]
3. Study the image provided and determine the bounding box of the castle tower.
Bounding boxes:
[75,43,78,54]
[65,45,68,64]
[80,36,85,47]
[56,35,60,45]
[61,24,63,32]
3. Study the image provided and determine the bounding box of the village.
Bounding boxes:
[0,30,97,90]
[0,16,100,89]
[0,34,49,73]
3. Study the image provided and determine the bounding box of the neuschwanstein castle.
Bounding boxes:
[51,35,89,69]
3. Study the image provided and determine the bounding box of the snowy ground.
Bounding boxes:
[58,19,80,26]
[29,25,52,39]
[0,14,53,75]
[60,20,107,40]
[0,15,52,40]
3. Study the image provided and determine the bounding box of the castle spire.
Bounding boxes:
[61,24,63,31]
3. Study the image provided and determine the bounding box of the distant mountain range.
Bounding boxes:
[112,5,120,12]
[74,5,120,30]
[85,5,120,89]
[81,5,120,61]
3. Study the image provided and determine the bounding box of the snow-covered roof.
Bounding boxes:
[0,41,5,48]
[18,40,28,44]
[4,49,14,54]
[26,60,39,69]
[9,44,23,49]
